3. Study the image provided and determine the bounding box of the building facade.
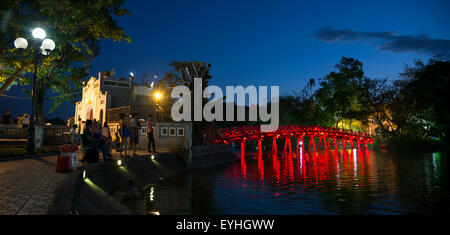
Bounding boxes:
[75,71,158,129]
[75,71,191,151]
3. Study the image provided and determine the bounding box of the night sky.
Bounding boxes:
[1,0,449,121]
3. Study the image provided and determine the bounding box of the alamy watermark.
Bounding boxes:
[170,77,280,132]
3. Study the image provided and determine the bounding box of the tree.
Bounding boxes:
[0,0,130,148]
[397,59,450,143]
[159,61,212,144]
[308,78,315,96]
[159,61,212,88]
[314,57,373,130]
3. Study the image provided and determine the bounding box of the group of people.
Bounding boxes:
[0,109,30,128]
[70,114,156,163]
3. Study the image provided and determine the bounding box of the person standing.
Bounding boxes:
[16,114,22,127]
[100,122,113,161]
[1,110,13,125]
[22,114,30,128]
[70,124,80,145]
[80,121,86,135]
[118,114,130,158]
[81,120,99,163]
[130,114,141,156]
[147,115,156,153]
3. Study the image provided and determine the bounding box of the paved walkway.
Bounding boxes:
[0,149,154,215]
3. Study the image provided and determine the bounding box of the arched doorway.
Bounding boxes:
[86,107,93,120]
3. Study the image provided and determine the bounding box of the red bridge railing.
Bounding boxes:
[215,125,374,152]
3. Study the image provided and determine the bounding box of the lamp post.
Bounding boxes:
[14,27,55,154]
[154,91,162,121]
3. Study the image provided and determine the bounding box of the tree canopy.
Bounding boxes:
[0,0,130,112]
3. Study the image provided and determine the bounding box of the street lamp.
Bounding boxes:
[154,91,162,100]
[14,27,56,154]
[154,91,162,121]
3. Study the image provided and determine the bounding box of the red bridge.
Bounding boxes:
[215,125,375,154]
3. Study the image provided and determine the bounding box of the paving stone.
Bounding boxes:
[0,149,151,215]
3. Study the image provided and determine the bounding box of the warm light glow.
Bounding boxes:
[149,211,160,215]
[151,154,155,160]
[14,38,28,49]
[117,159,122,166]
[32,28,46,39]
[154,91,162,100]
[149,187,155,201]
[83,170,87,180]
[40,46,48,56]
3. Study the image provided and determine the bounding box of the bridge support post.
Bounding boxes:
[334,137,338,150]
[323,137,327,150]
[327,138,331,149]
[284,137,288,152]
[257,138,262,155]
[284,137,292,153]
[350,140,354,150]
[288,137,292,153]
[272,137,277,153]
[342,139,347,150]
[241,140,245,159]
[311,136,316,152]
[357,139,361,150]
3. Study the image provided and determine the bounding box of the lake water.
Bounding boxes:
[126,149,449,215]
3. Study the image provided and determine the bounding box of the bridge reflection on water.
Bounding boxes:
[238,149,373,192]
[127,149,447,215]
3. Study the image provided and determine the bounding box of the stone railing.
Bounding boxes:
[0,124,70,146]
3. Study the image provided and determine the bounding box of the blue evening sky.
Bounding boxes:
[1,0,449,120]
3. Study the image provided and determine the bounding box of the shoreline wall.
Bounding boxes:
[48,144,237,215]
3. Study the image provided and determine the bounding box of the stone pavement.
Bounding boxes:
[0,156,66,215]
[0,148,154,215]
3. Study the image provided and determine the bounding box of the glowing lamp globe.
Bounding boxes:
[32,28,46,39]
[154,91,162,100]
[14,38,28,49]
[42,39,55,51]
[40,46,49,56]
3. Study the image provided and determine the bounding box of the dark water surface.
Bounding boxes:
[126,150,449,215]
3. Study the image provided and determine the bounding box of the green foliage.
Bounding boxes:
[393,59,450,146]
[278,57,449,151]
[159,61,212,145]
[0,0,130,112]
[159,61,212,88]
[313,57,374,129]
[279,57,377,131]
